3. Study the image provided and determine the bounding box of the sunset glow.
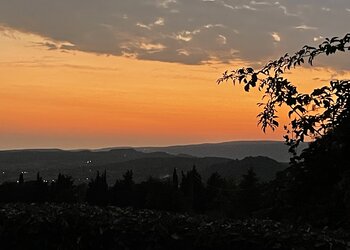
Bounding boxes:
[0,32,262,148]
[0,0,349,149]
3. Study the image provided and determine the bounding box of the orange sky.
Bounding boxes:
[0,29,349,149]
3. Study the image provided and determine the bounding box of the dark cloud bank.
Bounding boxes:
[0,0,349,67]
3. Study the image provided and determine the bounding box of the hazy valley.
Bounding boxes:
[0,141,289,184]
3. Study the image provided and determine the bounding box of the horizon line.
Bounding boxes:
[0,139,288,152]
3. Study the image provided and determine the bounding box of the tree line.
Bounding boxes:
[0,167,263,219]
[1,162,350,226]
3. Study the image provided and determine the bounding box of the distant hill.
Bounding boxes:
[204,156,287,182]
[0,148,174,183]
[0,148,286,184]
[0,148,172,169]
[80,155,286,183]
[136,140,307,162]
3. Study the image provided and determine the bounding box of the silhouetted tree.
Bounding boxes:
[218,33,350,159]
[236,168,261,217]
[218,33,350,224]
[172,168,179,189]
[33,172,48,202]
[51,173,75,202]
[123,170,134,187]
[86,170,108,205]
[136,177,180,211]
[18,172,24,184]
[206,172,228,213]
[3,172,49,202]
[111,170,135,207]
[180,165,206,212]
[180,170,186,193]
[36,172,43,183]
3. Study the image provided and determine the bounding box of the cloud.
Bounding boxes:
[139,42,166,53]
[271,32,281,42]
[278,4,299,17]
[321,7,331,12]
[136,22,152,30]
[313,36,324,42]
[221,2,257,11]
[156,0,177,8]
[33,40,76,51]
[250,1,272,5]
[217,34,227,45]
[177,49,190,56]
[136,17,165,30]
[0,0,349,67]
[294,25,318,30]
[154,17,165,26]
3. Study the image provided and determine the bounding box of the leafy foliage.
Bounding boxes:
[217,33,350,158]
[1,203,350,250]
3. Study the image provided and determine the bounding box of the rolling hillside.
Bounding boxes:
[0,148,287,184]
[137,140,307,162]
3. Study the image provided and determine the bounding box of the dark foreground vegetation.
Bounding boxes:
[1,203,350,250]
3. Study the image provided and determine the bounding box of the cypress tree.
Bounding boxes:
[172,168,179,189]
